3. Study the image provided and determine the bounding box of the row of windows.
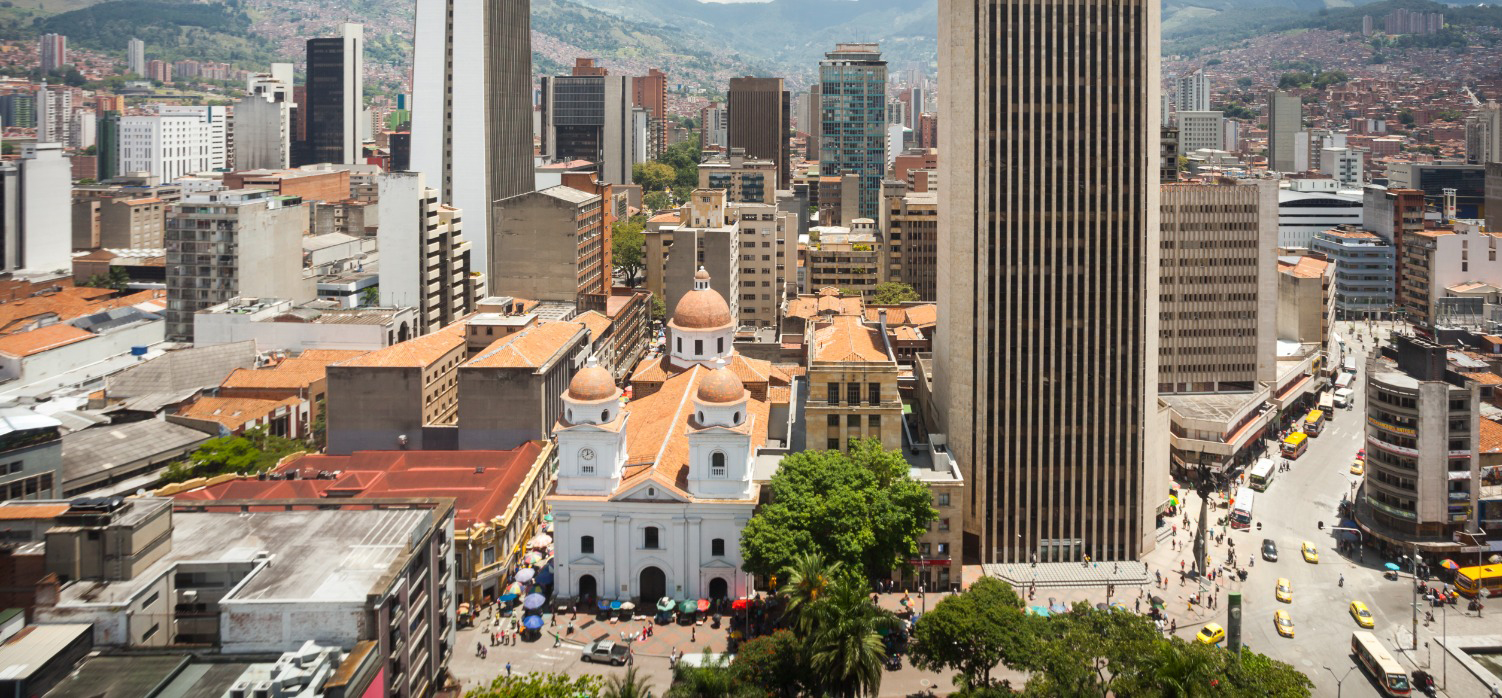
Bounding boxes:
[579,532,728,556]
[826,414,883,428]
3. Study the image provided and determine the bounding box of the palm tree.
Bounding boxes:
[1148,640,1217,697]
[601,667,655,698]
[806,573,895,698]
[779,551,841,632]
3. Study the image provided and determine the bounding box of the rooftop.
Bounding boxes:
[465,321,585,369]
[535,185,600,205]
[1161,391,1267,423]
[61,419,212,484]
[1278,255,1331,279]
[0,287,164,336]
[0,624,92,680]
[811,316,891,363]
[220,351,367,391]
[175,395,302,431]
[105,341,259,410]
[335,324,464,368]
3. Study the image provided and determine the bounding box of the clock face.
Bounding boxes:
[580,448,596,461]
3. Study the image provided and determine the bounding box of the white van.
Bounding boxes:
[1334,387,1356,409]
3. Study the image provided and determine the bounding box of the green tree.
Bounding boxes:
[870,282,920,305]
[613,220,646,285]
[644,190,674,212]
[908,577,1034,689]
[1235,77,1253,88]
[651,295,667,323]
[360,285,380,306]
[633,162,675,192]
[728,630,805,698]
[162,427,306,483]
[805,573,895,698]
[740,439,937,581]
[465,671,603,697]
[1277,72,1313,89]
[666,652,750,698]
[778,551,841,633]
[1399,109,1416,126]
[601,668,655,698]
[1312,70,1350,89]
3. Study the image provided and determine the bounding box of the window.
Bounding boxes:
[869,415,881,428]
[717,337,725,353]
[868,383,881,404]
[827,415,839,427]
[939,518,950,532]
[937,542,949,556]
[601,409,610,422]
[483,547,496,565]
[847,383,860,404]
[937,492,951,507]
[919,542,932,556]
[677,337,683,353]
[581,536,595,554]
[711,538,725,556]
[847,415,860,427]
[828,438,840,449]
[711,451,726,477]
[644,527,660,549]
[141,623,159,641]
[695,339,704,355]
[827,382,839,404]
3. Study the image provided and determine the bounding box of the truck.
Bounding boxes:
[1334,387,1355,409]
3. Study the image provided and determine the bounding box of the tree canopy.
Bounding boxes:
[870,282,920,305]
[740,439,936,580]
[613,220,646,285]
[644,190,674,212]
[162,427,306,483]
[465,671,603,698]
[632,162,676,193]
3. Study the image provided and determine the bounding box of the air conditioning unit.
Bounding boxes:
[252,682,273,698]
[228,681,251,698]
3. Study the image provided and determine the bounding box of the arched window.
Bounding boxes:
[644,526,660,549]
[698,411,705,423]
[711,451,726,478]
[581,535,595,554]
[601,409,610,422]
[567,408,573,422]
[711,538,725,556]
[732,411,741,424]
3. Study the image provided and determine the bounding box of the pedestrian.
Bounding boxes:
[1136,599,1141,612]
[506,662,511,676]
[691,626,697,642]
[1180,560,1185,572]
[1171,619,1177,633]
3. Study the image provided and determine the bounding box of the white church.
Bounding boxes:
[549,270,792,604]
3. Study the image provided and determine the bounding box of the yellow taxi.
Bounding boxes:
[1273,609,1295,638]
[1349,601,1375,628]
[1301,541,1319,563]
[1275,578,1293,603]
[1195,623,1226,645]
[1351,459,1365,475]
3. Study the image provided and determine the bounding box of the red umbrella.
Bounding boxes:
[697,599,710,612]
[731,599,750,611]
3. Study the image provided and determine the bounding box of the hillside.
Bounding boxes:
[36,0,278,65]
[1164,0,1502,56]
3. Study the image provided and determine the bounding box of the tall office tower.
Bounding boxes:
[95,111,120,181]
[907,87,925,129]
[235,65,297,170]
[1465,101,1501,166]
[34,83,70,145]
[700,102,728,149]
[0,93,35,128]
[412,0,535,280]
[1175,68,1210,113]
[38,34,66,73]
[1267,90,1301,173]
[632,68,667,159]
[936,0,1162,563]
[303,23,364,165]
[127,38,146,77]
[727,77,791,190]
[805,84,822,160]
[379,172,483,333]
[819,44,887,219]
[538,74,639,186]
[0,144,72,274]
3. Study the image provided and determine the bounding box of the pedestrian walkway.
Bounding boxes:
[983,560,1150,588]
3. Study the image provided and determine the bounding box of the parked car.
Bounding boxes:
[582,640,631,665]
[1262,539,1278,562]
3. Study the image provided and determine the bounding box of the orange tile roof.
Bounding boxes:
[176,395,302,431]
[812,316,891,363]
[574,310,612,341]
[465,321,585,369]
[220,351,367,391]
[1482,416,1502,454]
[1461,371,1502,386]
[298,349,370,363]
[866,303,937,327]
[0,323,94,358]
[785,293,864,320]
[630,353,789,388]
[0,288,165,336]
[335,325,465,368]
[647,212,681,224]
[1279,256,1330,279]
[0,503,69,520]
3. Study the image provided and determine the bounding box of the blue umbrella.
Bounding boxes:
[536,566,554,585]
[524,614,544,629]
[515,568,535,584]
[523,593,547,610]
[609,600,622,610]
[597,599,612,611]
[1385,562,1401,571]
[1028,606,1050,617]
[498,593,518,602]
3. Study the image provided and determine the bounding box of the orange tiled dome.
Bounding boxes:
[697,366,745,404]
[567,363,618,402]
[672,288,733,330]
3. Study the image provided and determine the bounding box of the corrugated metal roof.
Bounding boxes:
[0,624,91,679]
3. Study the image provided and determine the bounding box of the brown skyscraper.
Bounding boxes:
[935,0,1163,563]
[727,77,790,190]
[633,68,667,159]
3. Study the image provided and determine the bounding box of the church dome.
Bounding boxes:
[671,268,733,330]
[567,363,618,402]
[697,365,746,404]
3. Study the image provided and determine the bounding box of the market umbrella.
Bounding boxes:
[730,599,750,611]
[542,514,554,522]
[515,568,535,584]
[1385,562,1401,571]
[1151,596,1165,609]
[597,599,612,611]
[522,551,545,566]
[697,599,710,612]
[524,614,544,630]
[1049,603,1068,614]
[498,593,518,602]
[620,601,636,611]
[523,593,547,610]
[527,534,553,548]
[1441,559,1460,570]
[1027,606,1050,617]
[656,597,675,612]
[1095,603,1109,610]
[1111,602,1129,611]
[678,599,697,613]
[535,566,554,586]
[609,600,622,610]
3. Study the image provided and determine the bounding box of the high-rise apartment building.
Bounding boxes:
[411,0,535,284]
[804,85,822,160]
[1176,111,1224,153]
[1175,68,1210,113]
[728,77,791,190]
[234,64,296,170]
[1267,90,1302,173]
[698,149,776,205]
[0,144,72,274]
[700,102,728,150]
[127,38,145,77]
[632,68,667,159]
[165,189,313,341]
[377,172,484,334]
[644,190,740,323]
[819,45,887,219]
[882,187,938,300]
[38,34,66,73]
[119,106,228,180]
[491,186,609,307]
[1464,101,1500,166]
[303,23,364,165]
[35,82,70,145]
[936,0,1162,563]
[733,201,797,327]
[538,74,641,186]
[95,111,120,181]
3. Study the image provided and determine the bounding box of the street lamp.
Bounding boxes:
[1324,665,1356,698]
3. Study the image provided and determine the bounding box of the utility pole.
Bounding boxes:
[1412,544,1420,651]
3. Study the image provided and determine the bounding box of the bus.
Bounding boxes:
[1304,409,1326,436]
[1351,631,1411,696]
[1248,458,1276,491]
[1229,487,1255,529]
[1454,564,1502,598]
[1281,432,1308,459]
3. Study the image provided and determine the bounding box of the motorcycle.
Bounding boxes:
[1412,669,1436,696]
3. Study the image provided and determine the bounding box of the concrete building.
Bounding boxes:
[195,297,417,352]
[377,172,484,334]
[164,189,313,341]
[119,106,227,181]
[491,185,609,307]
[1323,146,1364,188]
[936,0,1162,563]
[1311,226,1396,320]
[819,45,887,219]
[1294,129,1345,174]
[1465,101,1501,166]
[33,497,455,698]
[733,201,797,328]
[1388,163,1487,219]
[699,102,728,150]
[807,221,883,296]
[1175,68,1210,113]
[1364,185,1427,290]
[538,74,639,186]
[805,315,902,452]
[234,65,296,170]
[0,409,62,501]
[645,190,741,325]
[727,77,790,190]
[410,0,535,278]
[326,325,467,453]
[1276,254,1334,348]
[882,189,938,300]
[632,68,668,159]
[1177,111,1223,153]
[126,37,145,76]
[1359,334,1484,551]
[1267,90,1302,173]
[1489,163,1502,234]
[698,149,776,205]
[1401,222,1502,329]
[303,23,364,165]
[457,320,589,450]
[1278,179,1363,249]
[1,143,72,275]
[38,33,66,73]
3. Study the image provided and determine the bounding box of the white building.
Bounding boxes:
[120,106,228,180]
[1294,129,1346,174]
[1,144,73,274]
[1176,68,1211,113]
[1323,146,1364,188]
[195,297,416,352]
[1177,111,1224,153]
[234,65,296,170]
[69,109,95,150]
[377,171,482,333]
[1222,119,1241,153]
[702,104,728,149]
[1278,178,1364,249]
[127,38,145,77]
[550,271,777,603]
[35,82,70,146]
